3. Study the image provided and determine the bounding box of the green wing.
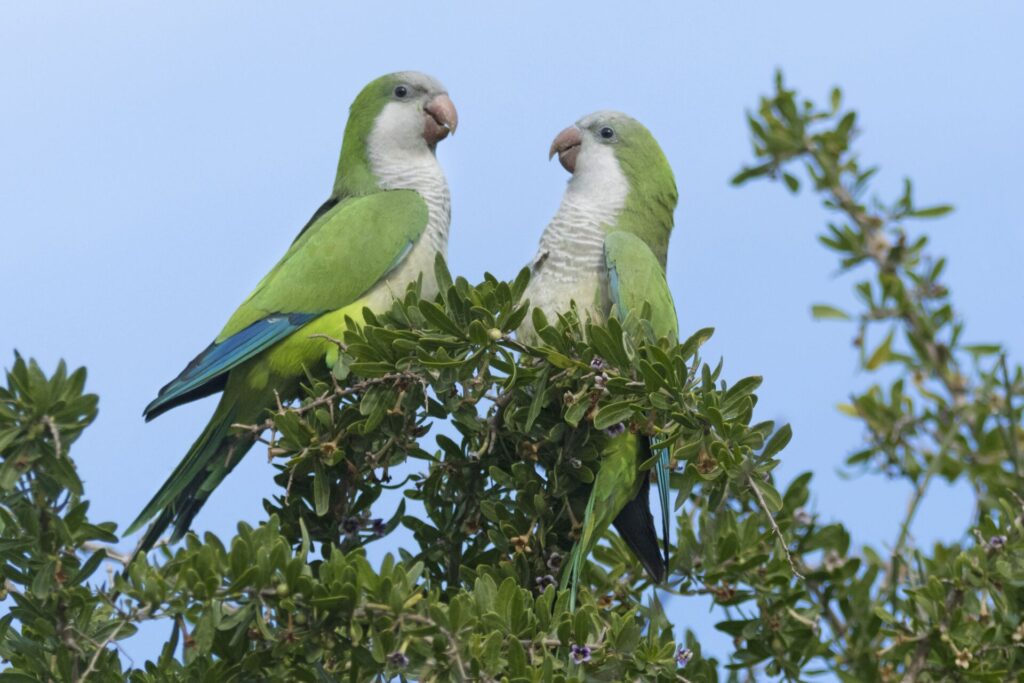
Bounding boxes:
[604,230,678,341]
[604,230,677,578]
[144,190,427,420]
[219,189,428,339]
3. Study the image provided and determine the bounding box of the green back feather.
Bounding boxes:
[217,190,427,340]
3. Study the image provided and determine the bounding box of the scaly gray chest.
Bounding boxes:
[519,249,609,344]
[364,158,451,309]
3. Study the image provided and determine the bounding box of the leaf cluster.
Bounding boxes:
[731,72,1024,680]
[3,264,804,680]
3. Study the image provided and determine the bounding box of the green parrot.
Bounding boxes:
[519,111,678,597]
[127,72,458,552]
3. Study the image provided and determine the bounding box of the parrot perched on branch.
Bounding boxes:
[127,72,458,553]
[519,111,678,599]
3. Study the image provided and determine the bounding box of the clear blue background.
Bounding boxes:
[3,1,1022,672]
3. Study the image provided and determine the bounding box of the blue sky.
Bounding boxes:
[3,1,1023,671]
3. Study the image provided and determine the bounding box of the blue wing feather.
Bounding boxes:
[655,449,671,567]
[144,312,318,420]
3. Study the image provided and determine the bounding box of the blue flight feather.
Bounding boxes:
[655,449,671,567]
[144,312,318,419]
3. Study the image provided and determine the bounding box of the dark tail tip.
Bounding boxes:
[612,476,666,583]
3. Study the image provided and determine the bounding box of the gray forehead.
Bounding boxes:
[393,71,447,94]
[577,110,636,129]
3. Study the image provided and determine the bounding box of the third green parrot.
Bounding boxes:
[127,71,458,552]
[519,111,678,596]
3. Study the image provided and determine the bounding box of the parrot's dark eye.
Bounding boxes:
[394,85,409,98]
[599,126,615,139]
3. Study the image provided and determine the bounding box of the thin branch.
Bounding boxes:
[367,435,398,465]
[232,371,426,437]
[900,638,931,683]
[806,581,847,650]
[471,389,513,458]
[885,470,933,590]
[747,477,803,580]
[307,333,347,350]
[76,619,127,682]
[999,354,1023,475]
[82,541,131,567]
[175,614,194,660]
[41,415,62,457]
[886,420,962,591]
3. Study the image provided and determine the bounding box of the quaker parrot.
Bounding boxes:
[127,72,458,552]
[519,112,678,598]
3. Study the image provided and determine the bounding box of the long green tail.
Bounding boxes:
[561,490,598,612]
[126,391,259,554]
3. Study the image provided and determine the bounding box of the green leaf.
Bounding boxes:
[723,376,763,410]
[783,172,800,193]
[564,399,588,428]
[864,330,894,370]
[524,366,549,432]
[418,300,465,337]
[589,325,629,370]
[312,456,330,517]
[592,401,635,430]
[511,266,531,299]
[31,560,55,598]
[962,344,1002,357]
[762,424,792,459]
[909,204,954,219]
[752,480,783,513]
[72,549,106,584]
[0,673,46,683]
[433,253,454,294]
[501,304,530,334]
[872,605,896,623]
[489,466,515,489]
[731,162,775,186]
[811,304,851,321]
[679,327,714,360]
[837,111,856,138]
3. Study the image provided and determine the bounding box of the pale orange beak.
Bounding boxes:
[549,126,582,173]
[424,93,458,147]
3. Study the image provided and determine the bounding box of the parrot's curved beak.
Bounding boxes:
[424,94,458,147]
[549,126,582,174]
